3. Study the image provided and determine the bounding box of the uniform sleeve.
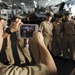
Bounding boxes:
[38,22,44,32]
[0,63,50,75]
[70,68,75,75]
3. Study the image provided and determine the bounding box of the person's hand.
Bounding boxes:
[10,21,23,33]
[32,32,44,45]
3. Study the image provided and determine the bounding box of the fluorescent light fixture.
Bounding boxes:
[21,3,25,5]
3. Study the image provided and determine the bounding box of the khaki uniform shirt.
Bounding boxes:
[0,62,49,75]
[39,21,53,46]
[0,36,50,75]
[63,20,75,36]
[53,21,63,36]
[39,21,53,37]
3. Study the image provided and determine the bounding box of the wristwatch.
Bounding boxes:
[5,27,13,34]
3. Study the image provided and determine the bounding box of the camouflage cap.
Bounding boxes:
[0,15,7,20]
[46,11,54,17]
[14,15,23,19]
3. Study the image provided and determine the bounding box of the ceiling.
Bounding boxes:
[2,0,69,6]
[1,0,75,13]
[1,0,75,15]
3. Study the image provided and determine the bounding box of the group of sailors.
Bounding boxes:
[38,11,75,60]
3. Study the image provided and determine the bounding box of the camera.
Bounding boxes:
[18,24,39,38]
